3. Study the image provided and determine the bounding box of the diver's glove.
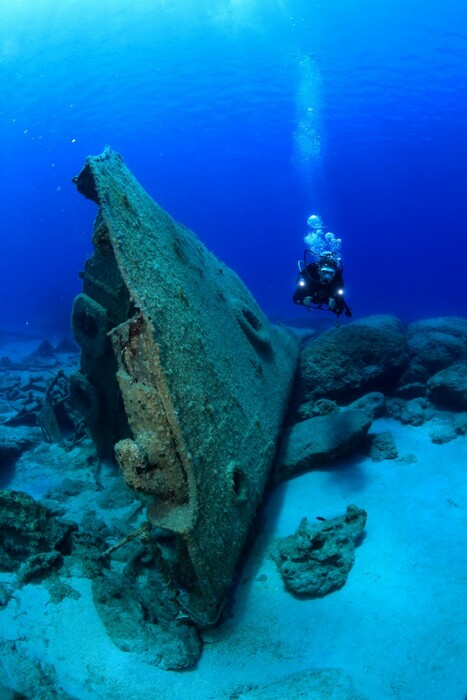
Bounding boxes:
[328,298,336,310]
[303,296,313,306]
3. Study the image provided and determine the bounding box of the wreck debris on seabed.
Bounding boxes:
[70,147,300,630]
[0,339,85,456]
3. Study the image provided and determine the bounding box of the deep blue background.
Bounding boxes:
[1,0,466,334]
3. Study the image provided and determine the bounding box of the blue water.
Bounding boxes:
[1,0,466,333]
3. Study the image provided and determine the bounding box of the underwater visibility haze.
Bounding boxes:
[1,0,467,331]
[1,2,467,700]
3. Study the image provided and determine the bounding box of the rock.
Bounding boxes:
[427,361,467,411]
[400,317,467,394]
[97,476,137,510]
[407,325,467,374]
[17,550,62,584]
[54,337,79,354]
[36,339,56,358]
[22,339,57,364]
[0,652,74,700]
[394,381,427,399]
[0,376,20,395]
[400,398,427,426]
[0,490,75,572]
[361,431,398,461]
[397,453,418,465]
[385,398,403,421]
[408,317,467,342]
[44,478,95,502]
[427,417,458,445]
[289,397,339,424]
[407,322,466,371]
[297,315,409,404]
[232,668,368,700]
[386,397,428,426]
[454,413,467,435]
[0,426,38,467]
[275,409,373,481]
[0,582,13,607]
[272,505,367,597]
[398,362,431,386]
[408,332,465,371]
[311,398,341,415]
[348,391,386,419]
[45,577,81,604]
[92,566,201,670]
[350,314,404,333]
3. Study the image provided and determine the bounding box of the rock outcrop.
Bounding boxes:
[296,315,409,405]
[406,317,467,373]
[272,505,367,597]
[0,490,74,575]
[427,361,467,411]
[288,315,467,446]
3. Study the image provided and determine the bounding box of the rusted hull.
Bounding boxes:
[72,148,299,622]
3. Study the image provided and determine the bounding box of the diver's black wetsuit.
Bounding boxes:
[293,262,351,317]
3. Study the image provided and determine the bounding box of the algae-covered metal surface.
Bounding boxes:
[71,147,299,623]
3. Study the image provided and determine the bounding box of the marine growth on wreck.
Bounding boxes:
[70,147,300,626]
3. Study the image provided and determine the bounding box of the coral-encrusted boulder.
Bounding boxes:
[272,505,367,597]
[427,361,467,411]
[406,317,467,375]
[296,315,408,404]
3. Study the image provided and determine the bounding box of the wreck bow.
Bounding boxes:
[71,147,299,623]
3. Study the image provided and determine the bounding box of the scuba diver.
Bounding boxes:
[293,214,352,320]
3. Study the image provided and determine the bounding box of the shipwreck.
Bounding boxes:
[70,147,299,624]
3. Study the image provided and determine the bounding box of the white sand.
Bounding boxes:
[1,416,466,699]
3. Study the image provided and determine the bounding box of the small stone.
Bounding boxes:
[397,453,418,465]
[0,582,13,607]
[427,417,457,444]
[361,431,398,461]
[17,551,62,584]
